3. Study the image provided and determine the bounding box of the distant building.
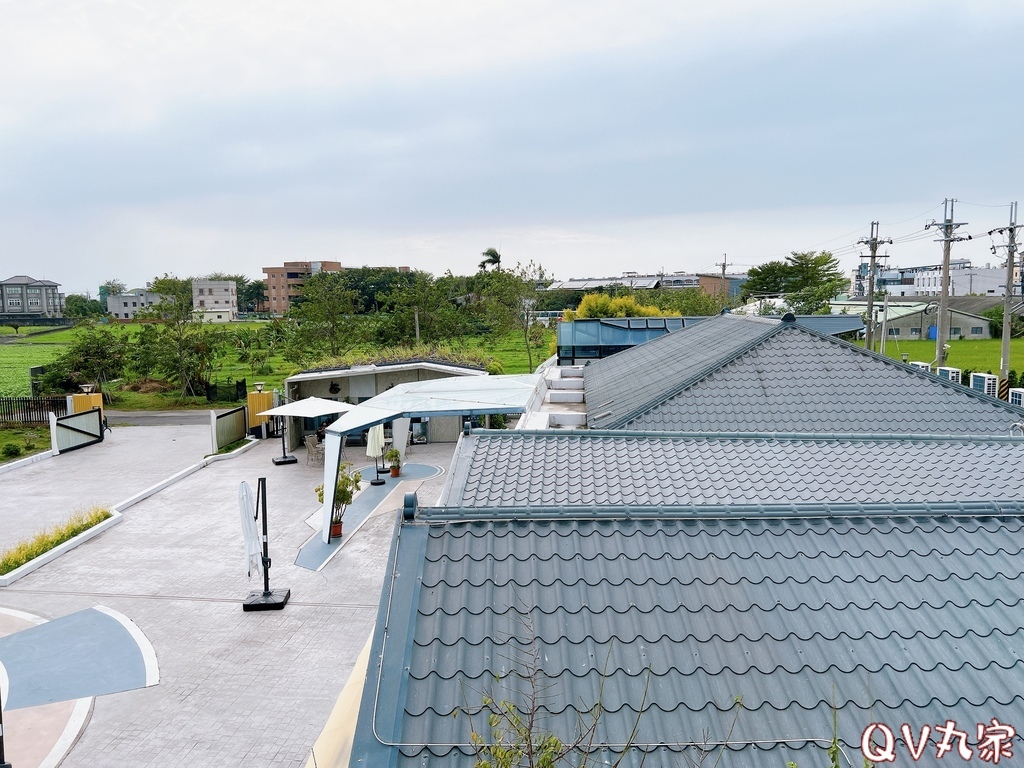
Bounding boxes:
[1,275,64,317]
[544,272,705,292]
[262,261,343,315]
[696,272,748,300]
[851,259,1009,298]
[106,289,165,319]
[192,279,238,323]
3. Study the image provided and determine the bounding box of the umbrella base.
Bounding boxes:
[272,455,298,465]
[243,589,291,611]
[370,478,386,486]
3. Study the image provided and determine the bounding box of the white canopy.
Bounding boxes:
[257,397,355,419]
[325,374,542,436]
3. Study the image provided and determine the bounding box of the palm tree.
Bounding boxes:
[479,248,502,272]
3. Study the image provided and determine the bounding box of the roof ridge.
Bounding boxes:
[595,317,787,429]
[473,429,1024,444]
[415,499,1024,522]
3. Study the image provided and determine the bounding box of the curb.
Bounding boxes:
[0,437,261,587]
[0,448,55,476]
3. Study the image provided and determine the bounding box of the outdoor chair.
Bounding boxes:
[304,435,324,466]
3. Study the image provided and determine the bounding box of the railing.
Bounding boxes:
[0,396,68,424]
[213,405,248,452]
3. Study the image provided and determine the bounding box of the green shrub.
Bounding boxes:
[2,443,22,458]
[0,507,112,574]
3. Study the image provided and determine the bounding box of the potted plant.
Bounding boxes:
[385,448,402,477]
[315,462,362,538]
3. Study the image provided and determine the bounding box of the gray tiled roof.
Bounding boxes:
[440,431,1024,508]
[351,505,1024,767]
[584,313,779,428]
[584,314,1024,434]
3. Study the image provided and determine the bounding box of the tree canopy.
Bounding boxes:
[742,251,846,314]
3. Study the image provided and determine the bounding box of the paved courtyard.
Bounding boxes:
[0,428,456,767]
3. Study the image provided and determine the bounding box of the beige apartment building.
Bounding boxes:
[262,261,342,315]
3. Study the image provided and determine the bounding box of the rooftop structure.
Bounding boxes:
[583,313,1022,432]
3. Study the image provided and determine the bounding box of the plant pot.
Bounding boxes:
[390,466,401,477]
[330,521,343,538]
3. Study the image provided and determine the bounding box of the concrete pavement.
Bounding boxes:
[0,426,455,767]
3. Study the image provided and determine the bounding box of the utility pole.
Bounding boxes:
[991,202,1021,381]
[925,199,969,367]
[716,254,729,304]
[858,222,891,352]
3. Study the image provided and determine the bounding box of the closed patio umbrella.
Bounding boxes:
[366,423,385,461]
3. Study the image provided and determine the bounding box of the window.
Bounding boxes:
[28,298,40,307]
[910,327,921,336]
[971,326,984,335]
[132,302,137,307]
[7,298,21,307]
[27,287,40,294]
[888,327,900,336]
[950,326,962,336]
[8,286,21,294]
[199,300,205,307]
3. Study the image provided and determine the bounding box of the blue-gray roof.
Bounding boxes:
[584,313,1024,433]
[440,430,1024,508]
[350,503,1024,767]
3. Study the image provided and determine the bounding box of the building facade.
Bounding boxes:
[106,289,165,319]
[262,261,342,315]
[192,280,238,322]
[0,275,64,317]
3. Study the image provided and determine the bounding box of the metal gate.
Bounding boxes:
[54,408,104,453]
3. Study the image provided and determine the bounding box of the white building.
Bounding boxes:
[107,289,164,319]
[913,264,1004,297]
[192,280,238,322]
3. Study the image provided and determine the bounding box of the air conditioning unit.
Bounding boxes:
[1010,388,1024,408]
[936,366,961,384]
[908,361,931,372]
[971,372,998,398]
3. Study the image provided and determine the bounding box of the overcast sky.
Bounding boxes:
[2,1,1022,295]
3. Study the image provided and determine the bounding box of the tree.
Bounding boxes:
[783,251,846,314]
[241,280,267,313]
[479,247,502,272]
[741,261,790,298]
[568,293,663,319]
[376,271,475,345]
[145,274,220,398]
[99,279,126,301]
[476,263,541,371]
[36,324,130,395]
[286,272,369,362]
[64,294,108,318]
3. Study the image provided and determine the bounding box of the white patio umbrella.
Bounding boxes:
[256,397,355,465]
[238,481,262,579]
[366,423,385,460]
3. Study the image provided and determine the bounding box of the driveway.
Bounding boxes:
[0,427,455,767]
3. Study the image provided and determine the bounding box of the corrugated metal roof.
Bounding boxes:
[439,431,1024,508]
[583,313,1024,433]
[351,506,1024,767]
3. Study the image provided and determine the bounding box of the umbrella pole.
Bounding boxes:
[370,446,386,486]
[243,477,291,611]
[272,415,297,465]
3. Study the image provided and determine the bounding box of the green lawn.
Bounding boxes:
[0,425,50,464]
[865,338,1024,375]
[0,321,555,405]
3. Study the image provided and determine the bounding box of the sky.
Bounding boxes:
[2,0,1023,296]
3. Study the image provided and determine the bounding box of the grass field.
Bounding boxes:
[864,338,1024,374]
[0,322,556,405]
